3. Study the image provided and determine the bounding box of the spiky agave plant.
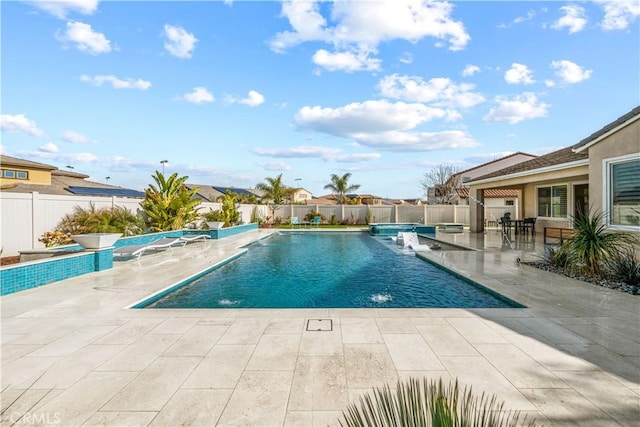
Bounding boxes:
[338,378,540,427]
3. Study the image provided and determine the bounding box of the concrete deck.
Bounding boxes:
[1,229,638,426]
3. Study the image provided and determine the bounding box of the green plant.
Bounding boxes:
[324,172,360,205]
[203,209,225,222]
[304,210,325,222]
[330,214,337,225]
[250,205,265,224]
[56,203,145,236]
[557,209,637,277]
[39,230,73,247]
[338,378,539,427]
[255,174,292,223]
[140,171,202,231]
[607,248,640,289]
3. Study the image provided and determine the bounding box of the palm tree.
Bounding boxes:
[324,173,361,204]
[255,174,290,222]
[140,171,201,231]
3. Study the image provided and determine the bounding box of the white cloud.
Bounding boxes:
[294,100,479,152]
[17,150,99,164]
[260,161,292,171]
[0,145,7,155]
[269,0,469,73]
[377,74,485,108]
[545,79,556,87]
[24,0,99,19]
[312,49,381,72]
[252,145,380,163]
[550,60,593,84]
[39,142,59,153]
[62,130,88,143]
[163,24,197,59]
[56,21,111,55]
[80,74,151,90]
[399,52,413,64]
[504,63,535,85]
[462,64,480,77]
[227,90,265,107]
[596,0,640,30]
[552,5,587,34]
[0,114,44,137]
[483,92,549,124]
[498,10,536,28]
[181,87,214,104]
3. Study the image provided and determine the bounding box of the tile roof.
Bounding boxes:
[0,155,57,171]
[574,105,640,150]
[456,188,519,198]
[455,151,537,176]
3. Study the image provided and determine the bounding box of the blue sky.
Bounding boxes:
[2,0,638,199]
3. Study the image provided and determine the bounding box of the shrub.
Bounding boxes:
[607,248,640,290]
[304,210,325,222]
[140,172,201,231]
[338,377,539,427]
[57,203,145,236]
[39,231,73,247]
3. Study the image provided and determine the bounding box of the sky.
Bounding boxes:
[1,0,639,199]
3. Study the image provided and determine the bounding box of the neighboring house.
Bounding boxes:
[466,106,640,234]
[292,188,313,204]
[0,155,144,197]
[184,184,260,202]
[314,193,384,205]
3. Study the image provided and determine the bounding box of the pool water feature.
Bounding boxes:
[146,232,522,309]
[368,223,436,236]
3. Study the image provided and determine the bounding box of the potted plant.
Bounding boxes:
[72,233,122,249]
[202,209,225,229]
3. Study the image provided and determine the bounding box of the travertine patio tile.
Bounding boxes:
[24,325,115,357]
[375,317,418,333]
[150,388,232,426]
[554,370,640,426]
[0,388,51,425]
[475,344,568,388]
[383,333,444,370]
[341,318,383,344]
[344,344,397,388]
[396,370,453,384]
[415,323,478,356]
[162,325,227,357]
[410,316,448,325]
[93,317,166,345]
[299,327,343,356]
[1,356,61,390]
[560,342,640,385]
[445,317,510,344]
[32,371,137,426]
[217,317,270,344]
[284,410,313,426]
[520,388,622,427]
[515,318,590,345]
[312,411,344,426]
[246,333,300,370]
[82,411,157,426]
[217,370,293,426]
[32,344,125,389]
[506,334,596,372]
[289,356,349,411]
[440,356,537,411]
[96,334,179,372]
[264,317,305,334]
[102,356,200,411]
[148,316,200,334]
[562,323,640,357]
[182,344,254,388]
[1,344,40,366]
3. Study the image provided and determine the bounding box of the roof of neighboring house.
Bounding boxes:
[454,152,537,176]
[0,155,144,197]
[0,154,57,171]
[185,184,260,201]
[456,188,519,198]
[467,146,588,183]
[212,186,256,196]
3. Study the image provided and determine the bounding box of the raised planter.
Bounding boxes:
[72,233,122,249]
[206,221,225,229]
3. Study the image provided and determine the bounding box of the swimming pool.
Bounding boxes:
[368,223,436,236]
[145,232,522,309]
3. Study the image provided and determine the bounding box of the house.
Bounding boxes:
[465,106,640,233]
[0,155,144,197]
[291,187,313,204]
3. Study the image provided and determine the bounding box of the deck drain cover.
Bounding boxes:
[306,319,332,331]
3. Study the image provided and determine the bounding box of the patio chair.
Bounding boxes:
[290,216,301,229]
[179,234,211,243]
[310,216,322,228]
[498,212,512,233]
[113,237,185,260]
[522,217,536,235]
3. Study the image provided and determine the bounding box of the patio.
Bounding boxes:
[1,229,638,426]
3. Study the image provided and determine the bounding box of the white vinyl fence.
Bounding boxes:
[1,192,513,256]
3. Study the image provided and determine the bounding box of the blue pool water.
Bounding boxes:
[147,233,522,309]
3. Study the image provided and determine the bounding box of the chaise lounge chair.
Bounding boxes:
[179,234,211,243]
[113,237,185,260]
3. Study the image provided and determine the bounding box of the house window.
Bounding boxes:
[537,185,567,218]
[608,157,640,227]
[16,171,28,179]
[3,170,15,179]
[505,200,515,206]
